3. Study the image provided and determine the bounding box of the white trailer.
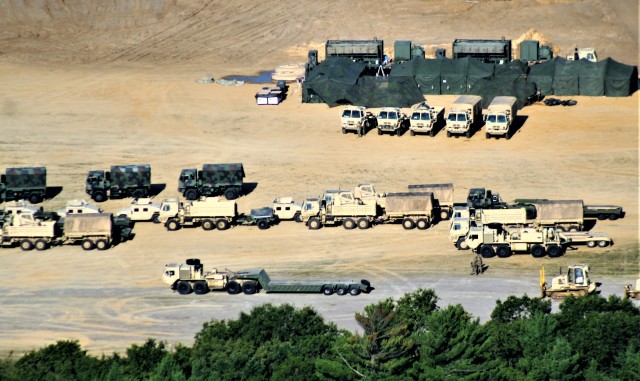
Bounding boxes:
[485,96,517,139]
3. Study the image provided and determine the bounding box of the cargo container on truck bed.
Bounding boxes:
[178,163,244,201]
[0,167,47,204]
[86,164,151,202]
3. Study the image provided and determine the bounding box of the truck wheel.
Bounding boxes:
[95,239,110,251]
[555,225,566,232]
[166,219,180,231]
[308,217,322,230]
[34,239,49,251]
[349,287,361,296]
[429,129,435,137]
[336,287,347,296]
[480,245,495,258]
[293,212,303,223]
[440,210,450,220]
[322,287,334,296]
[410,130,415,136]
[152,213,160,223]
[224,188,239,200]
[357,218,370,229]
[485,133,490,139]
[586,240,597,248]
[466,130,471,138]
[597,214,607,220]
[257,219,270,230]
[93,191,106,203]
[547,244,562,258]
[177,281,192,295]
[185,189,198,201]
[416,218,430,230]
[215,219,230,230]
[242,281,257,295]
[446,131,451,138]
[402,218,416,230]
[376,129,382,135]
[81,239,95,251]
[202,219,215,231]
[226,281,241,294]
[342,127,347,134]
[193,281,208,295]
[497,245,512,258]
[597,240,609,247]
[608,214,619,221]
[531,244,546,258]
[20,239,34,251]
[343,218,356,230]
[568,225,579,232]
[506,132,511,140]
[28,193,41,204]
[455,237,469,251]
[396,130,402,137]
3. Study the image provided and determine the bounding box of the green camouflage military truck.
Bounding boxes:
[0,167,47,204]
[85,164,151,202]
[178,163,244,200]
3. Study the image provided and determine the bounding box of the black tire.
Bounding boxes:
[308,217,321,230]
[357,218,370,229]
[416,218,430,230]
[20,239,34,251]
[193,281,208,295]
[597,214,607,221]
[216,219,230,230]
[410,130,415,136]
[336,287,347,296]
[257,219,270,230]
[185,189,199,201]
[440,209,450,220]
[568,225,580,232]
[466,130,471,138]
[608,214,619,221]
[349,287,361,296]
[322,287,334,296]
[531,244,546,258]
[402,218,416,230]
[598,240,609,247]
[152,213,160,224]
[446,131,451,138]
[242,281,257,295]
[81,239,95,251]
[396,130,402,137]
[226,281,241,295]
[586,240,597,248]
[95,239,110,251]
[429,129,434,137]
[506,132,511,140]
[34,239,49,251]
[177,281,191,295]
[93,191,106,203]
[28,193,41,204]
[497,245,512,258]
[224,188,239,200]
[202,219,215,231]
[455,237,470,251]
[166,219,180,231]
[555,225,566,232]
[342,127,347,134]
[294,212,303,223]
[485,133,490,139]
[547,244,562,258]
[343,218,356,230]
[377,129,382,135]
[480,245,495,258]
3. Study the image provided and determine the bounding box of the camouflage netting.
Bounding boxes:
[303,55,637,108]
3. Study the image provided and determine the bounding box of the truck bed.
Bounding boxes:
[264,281,327,293]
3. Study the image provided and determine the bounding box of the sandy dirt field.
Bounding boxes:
[0,0,638,356]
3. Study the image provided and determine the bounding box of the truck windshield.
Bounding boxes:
[421,113,430,120]
[379,111,389,119]
[457,114,467,122]
[341,110,351,118]
[411,112,420,120]
[388,112,398,119]
[497,115,507,123]
[352,111,362,118]
[487,115,497,123]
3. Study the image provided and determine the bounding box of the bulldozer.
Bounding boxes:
[623,279,640,300]
[540,264,598,299]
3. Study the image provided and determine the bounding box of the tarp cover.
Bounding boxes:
[407,183,454,205]
[385,192,434,213]
[532,200,584,222]
[64,213,112,235]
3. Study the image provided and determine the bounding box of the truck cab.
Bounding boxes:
[341,106,376,136]
[409,102,444,136]
[376,107,407,136]
[85,170,107,201]
[116,198,161,222]
[158,198,181,223]
[178,168,198,199]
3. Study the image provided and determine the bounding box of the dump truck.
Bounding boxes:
[484,96,517,140]
[375,192,436,230]
[115,198,161,222]
[340,106,377,136]
[540,265,599,299]
[376,107,410,136]
[86,164,151,202]
[407,183,455,220]
[163,258,372,296]
[178,163,244,201]
[272,197,302,222]
[466,225,567,258]
[446,95,483,138]
[0,167,47,204]
[623,279,640,300]
[301,190,377,230]
[159,197,237,231]
[408,101,445,137]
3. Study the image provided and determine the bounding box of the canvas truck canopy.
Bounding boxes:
[533,200,584,222]
[63,213,112,235]
[384,192,434,214]
[407,183,454,205]
[5,167,46,188]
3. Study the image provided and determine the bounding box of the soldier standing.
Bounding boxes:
[470,254,484,275]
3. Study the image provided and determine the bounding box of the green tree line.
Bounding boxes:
[1,290,639,380]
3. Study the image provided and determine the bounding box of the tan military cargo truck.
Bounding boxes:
[377,192,436,230]
[407,183,455,220]
[376,107,410,136]
[159,197,237,231]
[0,211,57,251]
[484,96,517,139]
[408,102,445,137]
[446,95,483,138]
[466,225,567,258]
[301,190,377,230]
[340,106,377,137]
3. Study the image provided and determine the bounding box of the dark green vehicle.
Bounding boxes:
[235,207,277,230]
[178,163,244,201]
[0,167,47,204]
[86,164,151,202]
[163,259,372,296]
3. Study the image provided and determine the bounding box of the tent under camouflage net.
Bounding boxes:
[302,57,424,107]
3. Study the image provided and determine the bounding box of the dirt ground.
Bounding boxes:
[0,0,638,356]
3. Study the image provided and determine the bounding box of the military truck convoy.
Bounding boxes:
[178,163,244,201]
[0,167,48,204]
[86,164,151,202]
[163,258,372,296]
